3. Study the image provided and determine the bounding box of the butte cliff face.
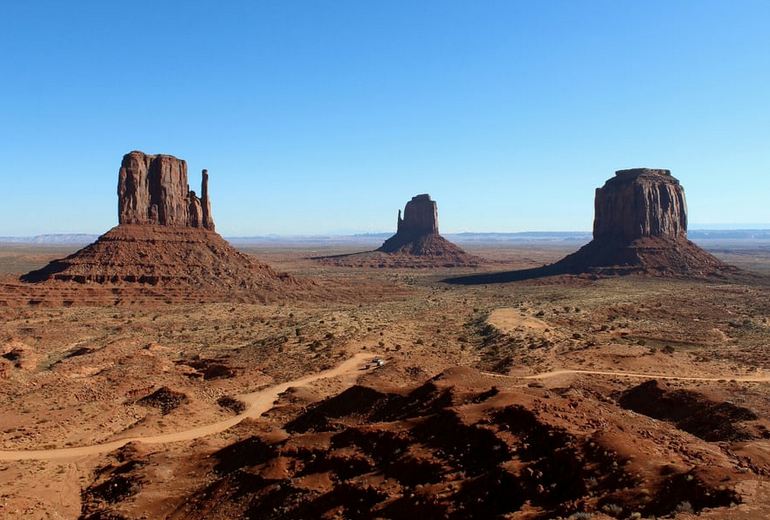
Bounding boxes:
[118,151,215,230]
[396,194,439,237]
[555,168,728,276]
[375,194,480,266]
[379,194,447,254]
[314,194,481,268]
[593,169,687,242]
[21,151,300,302]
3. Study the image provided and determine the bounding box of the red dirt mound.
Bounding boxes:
[163,368,745,519]
[618,379,766,442]
[22,225,295,289]
[15,225,305,305]
[136,386,189,415]
[553,236,730,277]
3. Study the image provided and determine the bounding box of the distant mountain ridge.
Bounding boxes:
[0,234,101,245]
[3,229,770,246]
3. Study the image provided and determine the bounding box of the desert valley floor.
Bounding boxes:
[2,241,770,519]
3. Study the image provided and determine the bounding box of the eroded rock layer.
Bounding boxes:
[21,225,295,291]
[118,151,214,230]
[554,169,729,276]
[91,368,747,519]
[594,168,687,241]
[316,194,481,268]
[20,151,302,302]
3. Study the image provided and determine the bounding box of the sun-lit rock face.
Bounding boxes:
[363,193,480,265]
[118,151,215,230]
[21,151,303,298]
[548,168,730,276]
[593,168,687,242]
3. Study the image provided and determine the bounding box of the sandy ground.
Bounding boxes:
[0,353,378,462]
[1,242,770,518]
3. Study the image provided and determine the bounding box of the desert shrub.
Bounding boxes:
[217,395,247,414]
[601,503,624,516]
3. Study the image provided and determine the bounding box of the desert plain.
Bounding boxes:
[1,238,770,519]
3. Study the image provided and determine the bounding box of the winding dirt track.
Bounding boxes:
[3,355,770,462]
[520,369,770,383]
[0,353,376,462]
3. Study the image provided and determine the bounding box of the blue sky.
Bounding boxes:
[1,1,769,235]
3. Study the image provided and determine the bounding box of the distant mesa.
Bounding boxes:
[316,194,483,268]
[21,151,301,301]
[448,168,734,284]
[379,194,439,252]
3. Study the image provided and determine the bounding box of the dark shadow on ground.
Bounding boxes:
[309,251,375,261]
[444,261,760,286]
[444,264,572,285]
[20,259,70,283]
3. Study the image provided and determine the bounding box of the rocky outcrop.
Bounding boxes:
[376,194,480,266]
[201,169,214,230]
[593,169,686,242]
[379,194,441,253]
[396,194,439,236]
[554,168,729,276]
[314,194,476,268]
[118,151,214,230]
[21,151,303,301]
[315,194,482,268]
[380,195,453,254]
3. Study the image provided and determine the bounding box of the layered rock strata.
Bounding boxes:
[554,168,728,275]
[316,194,481,268]
[22,151,301,299]
[593,168,687,242]
[118,151,214,230]
[376,194,478,264]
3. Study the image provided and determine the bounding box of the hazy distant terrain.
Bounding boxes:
[3,229,770,247]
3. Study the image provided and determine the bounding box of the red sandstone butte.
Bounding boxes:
[22,151,300,299]
[376,194,478,263]
[118,151,215,230]
[554,168,730,275]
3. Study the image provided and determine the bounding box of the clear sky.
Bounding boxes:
[1,1,769,236]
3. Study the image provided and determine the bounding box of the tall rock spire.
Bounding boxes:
[381,194,439,252]
[201,169,214,231]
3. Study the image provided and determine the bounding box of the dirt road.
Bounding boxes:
[3,354,769,462]
[521,368,770,382]
[0,352,377,462]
